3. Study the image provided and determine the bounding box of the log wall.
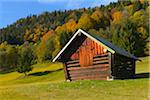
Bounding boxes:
[111,54,136,79]
[65,53,110,81]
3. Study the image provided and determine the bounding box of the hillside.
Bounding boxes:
[0,56,149,100]
[0,0,149,74]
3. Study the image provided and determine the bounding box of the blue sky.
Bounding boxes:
[0,0,117,28]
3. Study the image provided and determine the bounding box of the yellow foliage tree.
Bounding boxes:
[131,10,148,26]
[91,10,103,23]
[52,35,61,59]
[139,0,145,4]
[77,13,95,31]
[24,29,31,41]
[33,34,40,42]
[65,19,77,32]
[36,30,55,62]
[55,25,67,35]
[112,11,122,24]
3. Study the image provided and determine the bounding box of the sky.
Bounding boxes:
[0,0,117,28]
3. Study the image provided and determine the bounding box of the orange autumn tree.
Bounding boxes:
[42,30,54,42]
[36,30,55,62]
[112,11,122,24]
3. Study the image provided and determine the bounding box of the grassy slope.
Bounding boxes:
[136,56,150,73]
[0,63,64,86]
[0,56,149,100]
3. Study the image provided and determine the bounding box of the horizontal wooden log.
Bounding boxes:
[68,67,109,75]
[71,77,106,81]
[67,64,109,70]
[66,57,109,67]
[67,63,80,67]
[70,71,109,78]
[94,53,109,58]
[68,68,109,75]
[93,59,109,65]
[66,60,79,64]
[93,56,109,62]
[68,68,109,78]
[71,75,107,81]
[114,64,134,67]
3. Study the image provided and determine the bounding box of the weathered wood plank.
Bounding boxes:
[108,52,112,79]
[71,77,106,81]
[68,67,109,75]
[94,53,109,58]
[63,62,69,80]
[71,75,107,80]
[70,71,109,77]
[93,59,109,65]
[66,60,79,64]
[93,56,109,61]
[67,64,109,70]
[67,63,80,67]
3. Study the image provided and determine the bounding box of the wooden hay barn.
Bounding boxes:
[53,29,139,81]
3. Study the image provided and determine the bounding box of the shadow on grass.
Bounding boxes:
[29,68,63,76]
[135,73,150,79]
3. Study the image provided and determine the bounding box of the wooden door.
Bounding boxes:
[79,38,93,67]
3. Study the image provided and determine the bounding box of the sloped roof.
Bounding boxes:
[53,29,139,62]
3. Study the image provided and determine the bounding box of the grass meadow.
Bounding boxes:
[0,56,149,100]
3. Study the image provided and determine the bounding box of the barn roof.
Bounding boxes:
[53,29,139,62]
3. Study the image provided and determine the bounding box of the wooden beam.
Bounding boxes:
[111,54,115,76]
[93,59,109,65]
[132,60,136,78]
[93,56,109,62]
[67,64,109,70]
[68,68,109,75]
[63,62,70,81]
[67,63,80,67]
[108,52,113,80]
[71,75,107,81]
[66,60,79,64]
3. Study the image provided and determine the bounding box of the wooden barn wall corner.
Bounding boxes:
[107,52,113,80]
[62,62,70,81]
[111,54,115,79]
[132,60,136,78]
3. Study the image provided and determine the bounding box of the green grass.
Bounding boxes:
[0,63,64,86]
[0,56,149,100]
[0,79,149,100]
[136,56,150,73]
